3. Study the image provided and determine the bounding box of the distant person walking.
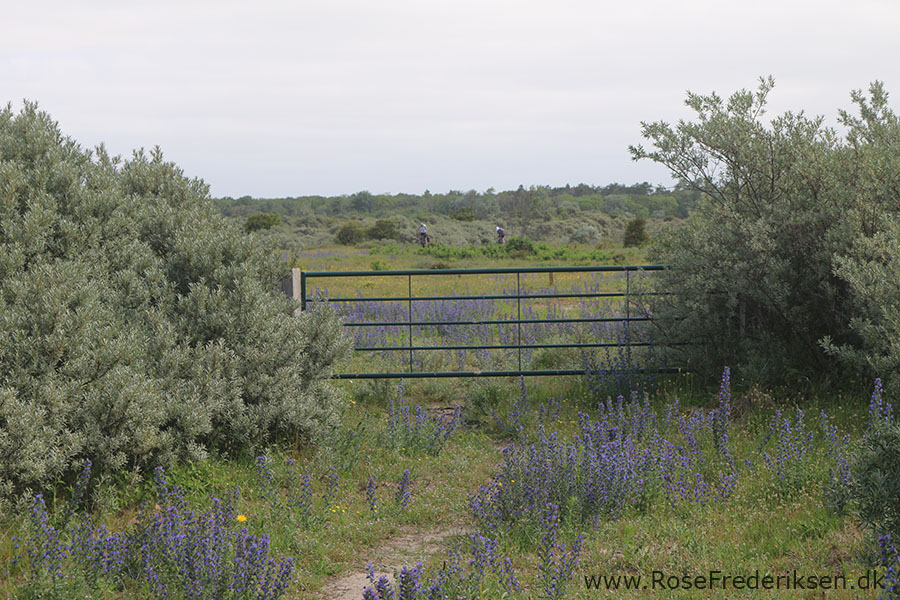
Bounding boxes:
[496,226,506,245]
[418,223,430,247]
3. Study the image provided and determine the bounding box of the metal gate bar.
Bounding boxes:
[300,264,666,379]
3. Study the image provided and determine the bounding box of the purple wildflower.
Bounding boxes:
[367,476,378,514]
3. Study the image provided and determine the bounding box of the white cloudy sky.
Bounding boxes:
[3,0,898,198]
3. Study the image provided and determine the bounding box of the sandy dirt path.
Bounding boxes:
[318,527,469,600]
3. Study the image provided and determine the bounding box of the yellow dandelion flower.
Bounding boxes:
[236,514,247,522]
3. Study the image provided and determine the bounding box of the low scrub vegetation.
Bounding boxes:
[335,219,401,244]
[0,104,350,512]
[373,239,635,264]
[4,81,900,600]
[4,374,900,599]
[244,212,281,232]
[634,79,900,395]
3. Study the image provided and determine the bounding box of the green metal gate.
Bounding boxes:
[299,265,675,379]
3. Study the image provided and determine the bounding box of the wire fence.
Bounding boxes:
[299,265,679,379]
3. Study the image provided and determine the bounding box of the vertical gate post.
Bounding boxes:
[408,274,413,373]
[625,268,631,365]
[281,268,304,315]
[299,269,306,313]
[517,272,522,372]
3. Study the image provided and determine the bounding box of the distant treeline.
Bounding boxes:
[215,182,700,222]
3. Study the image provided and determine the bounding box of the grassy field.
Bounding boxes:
[1,246,896,600]
[296,242,659,378]
[291,242,649,289]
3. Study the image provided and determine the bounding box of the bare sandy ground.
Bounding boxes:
[318,527,470,600]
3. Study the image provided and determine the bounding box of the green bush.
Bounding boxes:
[335,222,367,245]
[825,203,900,397]
[366,218,399,240]
[623,217,648,247]
[504,236,534,256]
[853,422,900,541]
[569,223,598,244]
[0,103,351,508]
[631,79,900,385]
[244,212,281,232]
[449,206,477,221]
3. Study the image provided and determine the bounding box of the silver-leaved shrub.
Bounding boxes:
[630,79,900,391]
[0,103,350,510]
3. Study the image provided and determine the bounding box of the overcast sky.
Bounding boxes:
[3,0,898,198]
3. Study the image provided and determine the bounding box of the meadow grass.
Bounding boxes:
[0,374,892,599]
[293,242,649,299]
[0,389,502,599]
[1,247,896,600]
[303,246,661,378]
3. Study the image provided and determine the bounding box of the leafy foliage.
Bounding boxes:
[0,103,350,506]
[504,236,534,256]
[334,219,400,245]
[854,422,900,542]
[335,222,368,245]
[448,206,477,221]
[623,217,648,247]
[631,79,900,386]
[826,223,900,396]
[244,212,281,232]
[852,380,900,542]
[366,218,399,241]
[217,182,697,223]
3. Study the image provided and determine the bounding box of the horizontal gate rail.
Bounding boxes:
[332,367,683,380]
[302,264,664,278]
[318,291,670,303]
[299,264,668,379]
[342,316,652,327]
[354,341,659,352]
